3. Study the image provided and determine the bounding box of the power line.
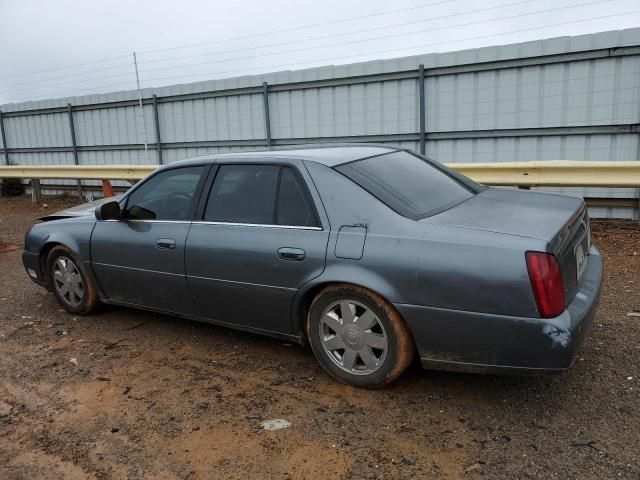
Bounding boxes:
[0,0,458,83]
[0,61,134,90]
[136,0,460,56]
[0,54,131,82]
[2,6,635,103]
[139,0,614,76]
[0,0,594,96]
[0,66,135,94]
[4,80,138,104]
[139,0,540,66]
[140,10,639,86]
[1,0,538,92]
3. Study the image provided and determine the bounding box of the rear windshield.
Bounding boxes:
[335,151,480,220]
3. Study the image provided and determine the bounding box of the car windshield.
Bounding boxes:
[335,151,481,220]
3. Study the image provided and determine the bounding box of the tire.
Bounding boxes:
[307,284,414,388]
[46,246,99,315]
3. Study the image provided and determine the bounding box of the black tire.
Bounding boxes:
[46,246,99,315]
[307,284,414,388]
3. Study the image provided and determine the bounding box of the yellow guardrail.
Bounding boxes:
[452,161,640,188]
[0,161,639,188]
[0,165,154,181]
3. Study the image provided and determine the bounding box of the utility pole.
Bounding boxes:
[133,51,150,163]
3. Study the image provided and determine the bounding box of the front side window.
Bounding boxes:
[125,166,206,221]
[203,164,319,227]
[335,151,480,220]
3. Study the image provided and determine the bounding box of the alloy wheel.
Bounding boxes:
[318,300,388,375]
[52,256,84,308]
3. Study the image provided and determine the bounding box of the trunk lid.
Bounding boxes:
[425,187,590,302]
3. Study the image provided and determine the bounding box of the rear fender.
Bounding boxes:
[290,264,404,337]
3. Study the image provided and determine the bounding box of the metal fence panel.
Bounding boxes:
[158,95,265,143]
[4,113,71,148]
[74,105,154,146]
[270,79,418,138]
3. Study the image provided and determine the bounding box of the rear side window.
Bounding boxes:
[204,164,318,227]
[125,166,205,221]
[335,151,478,220]
[204,165,279,224]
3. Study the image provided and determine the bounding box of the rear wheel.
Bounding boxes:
[307,284,414,388]
[47,246,99,315]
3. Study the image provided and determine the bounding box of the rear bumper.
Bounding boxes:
[396,246,603,374]
[22,250,46,287]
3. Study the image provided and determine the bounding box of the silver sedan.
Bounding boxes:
[22,145,602,387]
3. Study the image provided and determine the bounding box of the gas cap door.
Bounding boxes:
[335,225,367,260]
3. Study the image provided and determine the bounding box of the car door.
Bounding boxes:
[185,161,329,335]
[91,165,208,313]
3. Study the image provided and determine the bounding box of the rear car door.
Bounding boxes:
[185,161,329,335]
[91,165,208,313]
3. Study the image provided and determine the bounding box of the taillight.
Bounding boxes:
[525,252,566,318]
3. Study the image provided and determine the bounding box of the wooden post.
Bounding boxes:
[31,179,41,203]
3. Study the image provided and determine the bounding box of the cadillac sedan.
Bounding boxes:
[22,145,602,387]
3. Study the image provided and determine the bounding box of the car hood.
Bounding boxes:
[39,196,120,222]
[423,187,583,242]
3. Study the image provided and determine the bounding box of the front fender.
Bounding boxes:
[25,218,96,289]
[27,217,95,258]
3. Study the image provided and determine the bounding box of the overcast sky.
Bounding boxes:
[1,0,639,105]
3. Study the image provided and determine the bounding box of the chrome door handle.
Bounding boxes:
[277,247,305,261]
[156,238,176,250]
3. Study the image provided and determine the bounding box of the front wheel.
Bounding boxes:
[47,246,99,315]
[307,284,414,388]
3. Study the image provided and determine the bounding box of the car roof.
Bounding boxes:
[167,143,400,168]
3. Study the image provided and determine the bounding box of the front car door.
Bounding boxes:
[91,164,208,313]
[185,160,329,336]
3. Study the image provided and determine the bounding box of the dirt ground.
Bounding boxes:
[0,195,638,480]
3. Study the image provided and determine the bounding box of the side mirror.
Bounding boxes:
[95,201,121,221]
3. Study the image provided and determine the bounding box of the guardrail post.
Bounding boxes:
[636,124,640,224]
[152,94,163,165]
[262,82,272,147]
[418,64,426,155]
[67,103,83,198]
[31,179,41,203]
[0,110,9,166]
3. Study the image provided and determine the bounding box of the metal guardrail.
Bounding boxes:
[0,165,153,181]
[452,161,640,188]
[0,161,639,202]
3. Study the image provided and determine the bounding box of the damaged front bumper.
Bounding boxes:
[396,246,603,374]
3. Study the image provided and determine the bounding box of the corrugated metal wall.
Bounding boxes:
[1,28,639,218]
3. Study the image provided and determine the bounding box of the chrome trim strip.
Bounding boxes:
[92,262,185,277]
[100,219,321,229]
[191,221,322,231]
[100,219,191,224]
[127,219,192,224]
[187,274,293,293]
